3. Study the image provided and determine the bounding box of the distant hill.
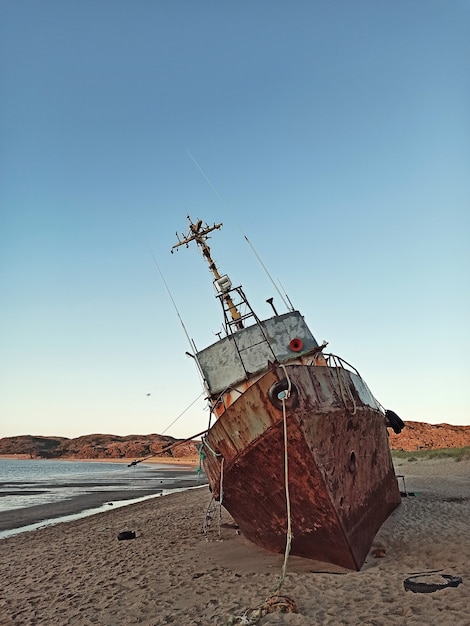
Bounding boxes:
[388,421,470,451]
[0,433,199,460]
[1,422,469,459]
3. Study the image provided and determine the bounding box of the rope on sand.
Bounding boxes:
[225,594,297,625]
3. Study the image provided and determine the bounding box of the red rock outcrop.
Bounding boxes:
[1,422,468,459]
[0,434,199,459]
[388,421,470,451]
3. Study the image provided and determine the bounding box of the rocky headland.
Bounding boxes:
[1,421,469,459]
[387,420,470,451]
[0,433,199,460]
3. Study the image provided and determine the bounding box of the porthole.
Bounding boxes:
[349,451,357,473]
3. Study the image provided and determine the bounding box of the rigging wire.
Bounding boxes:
[160,391,205,435]
[185,149,293,312]
[148,247,193,350]
[128,426,209,467]
[146,251,209,438]
[148,247,205,384]
[277,278,295,311]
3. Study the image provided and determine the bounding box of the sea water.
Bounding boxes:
[0,458,204,537]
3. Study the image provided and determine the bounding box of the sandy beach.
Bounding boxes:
[1,457,469,625]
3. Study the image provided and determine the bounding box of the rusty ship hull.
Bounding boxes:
[172,217,403,572]
[202,364,401,571]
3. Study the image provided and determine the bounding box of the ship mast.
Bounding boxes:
[172,216,244,329]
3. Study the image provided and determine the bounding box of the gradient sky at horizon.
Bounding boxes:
[1,1,469,439]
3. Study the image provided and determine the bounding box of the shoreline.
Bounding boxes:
[0,479,207,536]
[0,454,200,465]
[0,485,208,541]
[0,459,206,536]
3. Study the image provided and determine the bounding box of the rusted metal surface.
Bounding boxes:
[172,216,401,570]
[196,311,319,395]
[202,363,401,571]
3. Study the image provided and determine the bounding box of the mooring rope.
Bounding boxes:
[226,595,297,625]
[217,457,225,536]
[196,444,206,477]
[201,435,221,457]
[276,363,293,591]
[219,456,225,505]
[224,365,297,625]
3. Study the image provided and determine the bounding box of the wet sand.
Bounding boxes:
[0,458,469,625]
[0,461,204,534]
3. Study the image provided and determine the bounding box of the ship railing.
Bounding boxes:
[322,353,361,377]
[323,353,386,415]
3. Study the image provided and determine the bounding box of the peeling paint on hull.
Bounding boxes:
[202,364,401,571]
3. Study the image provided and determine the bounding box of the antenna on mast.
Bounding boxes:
[171,216,244,329]
[185,150,293,311]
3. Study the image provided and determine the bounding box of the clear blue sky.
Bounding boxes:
[1,1,469,439]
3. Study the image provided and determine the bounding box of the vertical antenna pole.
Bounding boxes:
[171,216,243,328]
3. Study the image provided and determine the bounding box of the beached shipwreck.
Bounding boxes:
[172,217,404,571]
